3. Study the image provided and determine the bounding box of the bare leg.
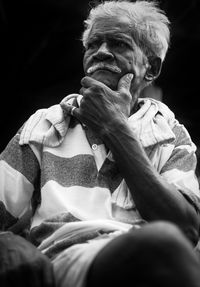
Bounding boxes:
[87,221,200,287]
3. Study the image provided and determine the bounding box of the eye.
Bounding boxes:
[110,39,129,49]
[86,39,100,50]
[117,41,127,48]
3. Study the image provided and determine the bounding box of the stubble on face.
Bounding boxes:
[83,16,149,103]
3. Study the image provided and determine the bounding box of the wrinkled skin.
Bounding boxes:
[62,16,150,135]
[83,16,149,93]
[77,74,133,136]
[60,16,199,245]
[81,17,149,123]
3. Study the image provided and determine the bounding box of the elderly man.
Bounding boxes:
[1,1,200,287]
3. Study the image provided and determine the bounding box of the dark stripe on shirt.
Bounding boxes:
[161,124,197,174]
[0,201,18,230]
[29,212,81,246]
[41,152,122,192]
[172,124,193,147]
[161,147,197,174]
[0,133,40,186]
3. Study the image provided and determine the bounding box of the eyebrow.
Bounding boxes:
[89,32,133,45]
[111,34,133,43]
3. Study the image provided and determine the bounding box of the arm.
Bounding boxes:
[102,119,200,244]
[0,130,40,231]
[61,74,200,244]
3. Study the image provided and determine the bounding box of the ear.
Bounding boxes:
[144,56,162,82]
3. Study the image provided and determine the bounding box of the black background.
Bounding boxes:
[0,0,200,152]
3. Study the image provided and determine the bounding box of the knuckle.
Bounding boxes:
[79,87,85,95]
[80,76,88,86]
[120,90,131,100]
[91,85,100,93]
[84,86,100,96]
[83,89,91,98]
[80,97,87,109]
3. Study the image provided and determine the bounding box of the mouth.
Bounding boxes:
[87,63,121,75]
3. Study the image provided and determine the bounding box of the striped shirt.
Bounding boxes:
[0,95,199,251]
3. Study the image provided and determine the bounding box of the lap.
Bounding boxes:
[50,221,200,287]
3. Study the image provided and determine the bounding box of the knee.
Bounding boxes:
[129,221,193,253]
[144,221,185,242]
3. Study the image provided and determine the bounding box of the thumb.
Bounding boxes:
[118,73,134,93]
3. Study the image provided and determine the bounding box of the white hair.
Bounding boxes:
[82,0,170,61]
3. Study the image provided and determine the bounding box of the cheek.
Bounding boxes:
[120,53,140,75]
[128,57,147,80]
[126,50,147,74]
[83,60,87,73]
[83,52,91,72]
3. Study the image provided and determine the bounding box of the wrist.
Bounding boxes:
[100,117,128,141]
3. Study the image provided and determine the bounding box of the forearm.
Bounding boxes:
[102,119,199,243]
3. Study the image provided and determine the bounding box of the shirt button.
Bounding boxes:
[92,144,98,150]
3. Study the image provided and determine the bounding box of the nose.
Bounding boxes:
[93,42,114,61]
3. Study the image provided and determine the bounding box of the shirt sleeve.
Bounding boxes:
[160,123,200,212]
[0,130,40,230]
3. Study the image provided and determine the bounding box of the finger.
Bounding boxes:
[81,76,104,88]
[60,102,76,116]
[60,102,82,121]
[79,87,85,96]
[71,106,82,122]
[118,73,134,94]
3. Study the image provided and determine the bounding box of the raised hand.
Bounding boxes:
[61,73,133,137]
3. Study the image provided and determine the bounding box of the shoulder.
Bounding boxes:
[144,97,176,125]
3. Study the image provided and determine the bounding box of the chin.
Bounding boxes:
[90,71,119,90]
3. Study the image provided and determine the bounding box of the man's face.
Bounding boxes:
[83,16,149,94]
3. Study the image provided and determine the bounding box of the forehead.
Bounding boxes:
[88,16,133,39]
